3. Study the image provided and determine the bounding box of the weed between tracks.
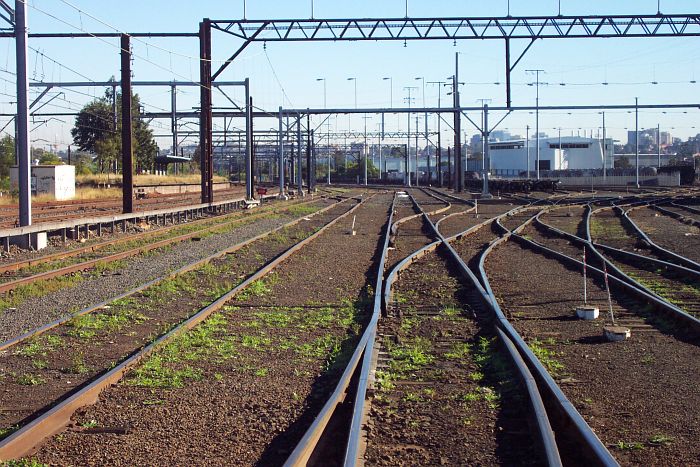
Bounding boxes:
[0,204,325,314]
[590,217,628,241]
[124,297,364,390]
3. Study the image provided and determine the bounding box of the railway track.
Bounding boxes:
[0,193,366,461]
[0,194,341,294]
[0,188,250,228]
[488,199,700,465]
[2,186,698,465]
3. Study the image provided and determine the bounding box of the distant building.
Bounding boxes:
[486,136,608,175]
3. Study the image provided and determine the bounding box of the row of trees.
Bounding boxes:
[71,87,158,174]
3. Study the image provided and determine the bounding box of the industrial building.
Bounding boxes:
[484,136,613,176]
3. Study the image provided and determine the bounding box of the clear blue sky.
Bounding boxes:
[1,0,699,151]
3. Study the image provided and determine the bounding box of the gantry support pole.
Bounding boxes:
[278,107,285,197]
[454,53,463,193]
[199,19,213,204]
[246,86,254,200]
[15,0,30,226]
[306,113,312,194]
[297,114,303,196]
[481,104,492,198]
[505,39,511,108]
[120,34,134,214]
[171,83,177,173]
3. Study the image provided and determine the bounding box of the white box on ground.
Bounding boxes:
[15,232,48,250]
[10,165,76,201]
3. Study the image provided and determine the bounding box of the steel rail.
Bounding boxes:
[618,204,700,272]
[0,195,369,461]
[649,203,700,228]
[283,193,395,467]
[509,204,700,332]
[517,201,700,330]
[395,191,563,466]
[0,196,336,293]
[478,205,619,467]
[535,208,700,283]
[0,196,350,354]
[671,201,700,216]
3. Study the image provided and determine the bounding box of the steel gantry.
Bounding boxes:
[4,10,700,230]
[209,14,700,108]
[204,12,700,192]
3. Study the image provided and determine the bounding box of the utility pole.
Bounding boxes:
[297,114,303,196]
[454,52,463,192]
[404,86,417,186]
[120,34,134,214]
[306,113,312,193]
[15,0,31,226]
[245,82,253,200]
[278,107,285,197]
[657,123,661,168]
[482,104,491,198]
[428,81,445,186]
[526,125,530,179]
[602,112,606,181]
[415,115,420,186]
[526,69,544,180]
[635,97,640,188]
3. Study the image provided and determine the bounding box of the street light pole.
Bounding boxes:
[635,97,640,188]
[404,86,417,186]
[347,77,357,109]
[527,69,544,179]
[429,81,445,186]
[316,78,331,185]
[383,77,393,108]
[526,124,530,179]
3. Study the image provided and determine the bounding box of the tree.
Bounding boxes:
[71,86,158,174]
[0,135,15,179]
[37,151,62,165]
[616,156,631,169]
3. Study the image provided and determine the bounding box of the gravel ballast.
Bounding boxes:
[0,198,337,342]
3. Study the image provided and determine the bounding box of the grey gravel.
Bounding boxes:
[0,207,325,342]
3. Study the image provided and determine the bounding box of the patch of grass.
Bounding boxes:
[65,352,90,374]
[241,334,272,350]
[615,441,645,451]
[287,205,319,217]
[16,373,46,386]
[399,316,421,334]
[31,359,48,370]
[254,367,269,377]
[66,308,147,339]
[640,354,655,365]
[375,370,395,392]
[2,459,47,467]
[238,273,279,299]
[388,337,434,376]
[0,425,19,440]
[253,310,294,328]
[403,392,423,403]
[528,338,565,376]
[80,419,98,429]
[442,306,461,317]
[126,355,203,389]
[445,342,470,360]
[460,386,500,409]
[648,434,674,446]
[127,314,232,388]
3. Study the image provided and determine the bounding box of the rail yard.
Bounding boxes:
[1,1,699,466]
[0,183,696,466]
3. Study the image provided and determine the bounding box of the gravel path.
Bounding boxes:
[0,199,336,342]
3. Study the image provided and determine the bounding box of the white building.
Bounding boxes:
[10,165,76,200]
[487,136,612,176]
